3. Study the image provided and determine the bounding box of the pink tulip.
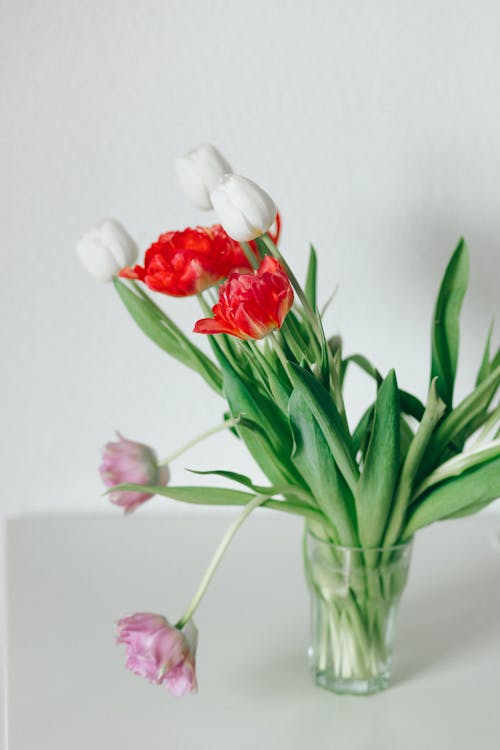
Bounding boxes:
[116,613,198,696]
[99,433,169,513]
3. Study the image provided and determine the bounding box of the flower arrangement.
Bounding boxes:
[78,143,500,696]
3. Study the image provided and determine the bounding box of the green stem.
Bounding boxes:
[270,331,294,380]
[160,416,242,466]
[241,241,260,269]
[175,494,267,628]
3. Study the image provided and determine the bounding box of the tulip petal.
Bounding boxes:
[124,225,252,297]
[174,143,232,210]
[193,257,293,340]
[116,613,198,696]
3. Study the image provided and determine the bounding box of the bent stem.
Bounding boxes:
[175,494,268,629]
[160,416,242,466]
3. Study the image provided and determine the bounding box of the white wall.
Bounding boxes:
[1,0,499,516]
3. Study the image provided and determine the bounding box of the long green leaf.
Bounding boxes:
[383,379,445,546]
[188,468,313,504]
[441,497,497,520]
[422,363,500,472]
[114,279,222,393]
[411,439,500,501]
[399,416,414,465]
[476,321,494,385]
[288,390,358,546]
[492,347,500,371]
[352,405,374,456]
[356,370,400,546]
[473,404,500,444]
[304,244,318,311]
[399,390,425,421]
[342,353,425,420]
[221,361,305,489]
[288,363,359,495]
[108,482,322,521]
[343,354,382,384]
[430,238,469,408]
[403,456,500,539]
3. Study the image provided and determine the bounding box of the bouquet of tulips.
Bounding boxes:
[78,144,500,696]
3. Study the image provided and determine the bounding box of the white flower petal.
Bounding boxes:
[174,143,232,210]
[76,218,138,282]
[210,174,277,241]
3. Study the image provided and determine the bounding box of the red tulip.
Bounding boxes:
[193,256,294,340]
[119,225,254,297]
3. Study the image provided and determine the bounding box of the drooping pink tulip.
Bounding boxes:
[116,613,198,696]
[99,433,169,513]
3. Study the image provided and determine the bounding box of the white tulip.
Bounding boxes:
[174,143,232,210]
[210,174,277,242]
[76,219,138,282]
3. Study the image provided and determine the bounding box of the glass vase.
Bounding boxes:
[304,527,413,695]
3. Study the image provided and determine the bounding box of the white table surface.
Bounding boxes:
[6,512,500,750]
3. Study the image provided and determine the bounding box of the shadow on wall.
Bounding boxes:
[393,540,500,685]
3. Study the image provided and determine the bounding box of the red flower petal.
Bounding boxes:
[125,225,255,297]
[193,257,294,340]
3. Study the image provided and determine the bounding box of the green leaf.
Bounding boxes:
[304,244,318,311]
[288,363,359,495]
[315,312,331,390]
[356,370,400,546]
[243,341,292,412]
[403,456,500,539]
[320,288,337,318]
[342,354,425,421]
[422,363,500,472]
[188,468,313,504]
[288,390,358,546]
[383,379,445,546]
[476,321,494,385]
[430,238,470,408]
[114,279,222,394]
[473,404,500,444]
[399,391,425,422]
[491,347,500,371]
[221,361,305,489]
[108,482,323,521]
[343,354,382,385]
[399,416,414,465]
[280,310,316,363]
[411,439,500,501]
[441,497,497,520]
[352,405,374,456]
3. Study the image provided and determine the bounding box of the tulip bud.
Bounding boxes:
[174,143,232,211]
[99,432,169,513]
[210,174,277,242]
[76,219,138,282]
[116,613,198,696]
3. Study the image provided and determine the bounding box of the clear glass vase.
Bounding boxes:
[304,528,413,695]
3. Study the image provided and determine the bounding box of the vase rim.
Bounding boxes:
[306,527,414,553]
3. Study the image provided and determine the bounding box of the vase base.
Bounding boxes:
[313,669,390,696]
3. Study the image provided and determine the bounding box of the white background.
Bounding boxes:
[1,0,499,517]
